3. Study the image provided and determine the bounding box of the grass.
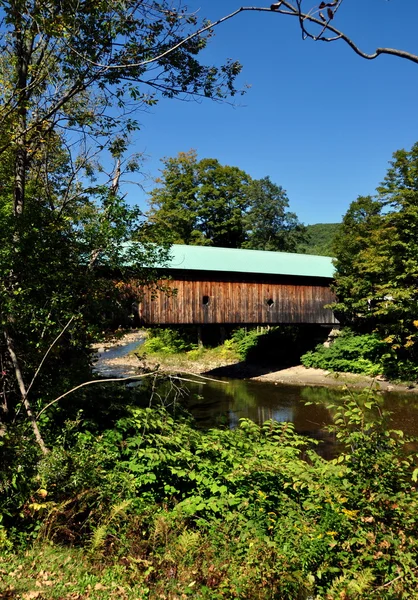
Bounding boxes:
[1,545,150,599]
[133,339,240,371]
[0,520,287,599]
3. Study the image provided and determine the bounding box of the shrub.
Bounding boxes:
[301,330,386,376]
[230,328,261,359]
[141,327,197,355]
[3,390,418,598]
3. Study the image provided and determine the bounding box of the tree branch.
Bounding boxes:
[68,7,273,70]
[274,1,418,65]
[66,4,418,70]
[36,371,228,419]
[26,315,75,397]
[36,372,159,419]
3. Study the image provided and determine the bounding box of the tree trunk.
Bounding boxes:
[5,331,49,455]
[12,6,31,216]
[197,326,204,349]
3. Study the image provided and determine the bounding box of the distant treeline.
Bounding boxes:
[297,222,341,256]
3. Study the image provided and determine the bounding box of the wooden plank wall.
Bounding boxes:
[138,271,338,325]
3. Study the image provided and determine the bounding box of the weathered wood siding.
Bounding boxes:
[138,271,337,325]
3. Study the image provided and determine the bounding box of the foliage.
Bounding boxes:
[139,326,258,360]
[0,0,243,451]
[147,151,305,250]
[2,388,418,598]
[141,328,198,355]
[331,142,418,379]
[0,1,243,186]
[242,177,307,252]
[232,325,329,365]
[147,150,251,248]
[137,327,241,365]
[301,329,387,376]
[140,326,329,370]
[230,328,263,359]
[296,222,341,256]
[332,195,383,327]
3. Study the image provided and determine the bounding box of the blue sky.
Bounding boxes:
[126,0,418,225]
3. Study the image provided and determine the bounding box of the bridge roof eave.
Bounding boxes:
[162,244,335,279]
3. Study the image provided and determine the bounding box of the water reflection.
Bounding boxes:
[184,379,336,456]
[182,378,418,458]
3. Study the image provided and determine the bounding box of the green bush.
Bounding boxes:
[301,330,386,376]
[230,328,262,359]
[3,390,418,598]
[141,327,197,355]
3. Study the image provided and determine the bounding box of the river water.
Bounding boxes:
[95,334,418,456]
[180,378,418,457]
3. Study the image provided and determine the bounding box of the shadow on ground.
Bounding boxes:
[202,361,290,380]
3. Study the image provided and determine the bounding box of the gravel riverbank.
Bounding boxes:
[92,330,416,393]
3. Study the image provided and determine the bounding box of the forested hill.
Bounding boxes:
[297,222,341,256]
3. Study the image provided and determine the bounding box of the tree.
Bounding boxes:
[148,150,251,248]
[148,152,306,250]
[147,150,201,245]
[332,142,418,374]
[196,158,251,248]
[332,195,383,326]
[0,1,243,217]
[242,176,306,252]
[0,2,243,452]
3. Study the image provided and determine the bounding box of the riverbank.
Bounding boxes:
[93,330,416,393]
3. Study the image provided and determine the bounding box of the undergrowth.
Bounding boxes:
[301,330,386,376]
[2,386,418,598]
[301,328,418,381]
[138,325,323,367]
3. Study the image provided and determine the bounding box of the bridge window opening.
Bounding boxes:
[202,295,210,306]
[266,298,274,308]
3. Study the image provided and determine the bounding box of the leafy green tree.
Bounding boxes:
[147,150,201,245]
[148,153,305,250]
[0,132,171,451]
[332,195,382,326]
[148,150,251,248]
[0,2,243,452]
[242,176,306,252]
[196,158,251,248]
[0,1,242,217]
[332,143,418,376]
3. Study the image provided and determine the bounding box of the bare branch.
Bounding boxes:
[36,372,159,419]
[26,315,76,397]
[274,1,418,65]
[36,370,228,419]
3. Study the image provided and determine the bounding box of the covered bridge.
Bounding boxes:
[138,245,337,326]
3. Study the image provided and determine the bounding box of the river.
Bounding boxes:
[94,332,418,457]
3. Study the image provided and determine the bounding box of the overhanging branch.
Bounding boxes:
[67,3,418,70]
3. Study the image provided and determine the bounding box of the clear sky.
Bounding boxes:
[126,0,418,225]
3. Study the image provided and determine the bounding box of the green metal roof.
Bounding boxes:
[164,244,335,279]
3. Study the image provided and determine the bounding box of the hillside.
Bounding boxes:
[297,222,341,256]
